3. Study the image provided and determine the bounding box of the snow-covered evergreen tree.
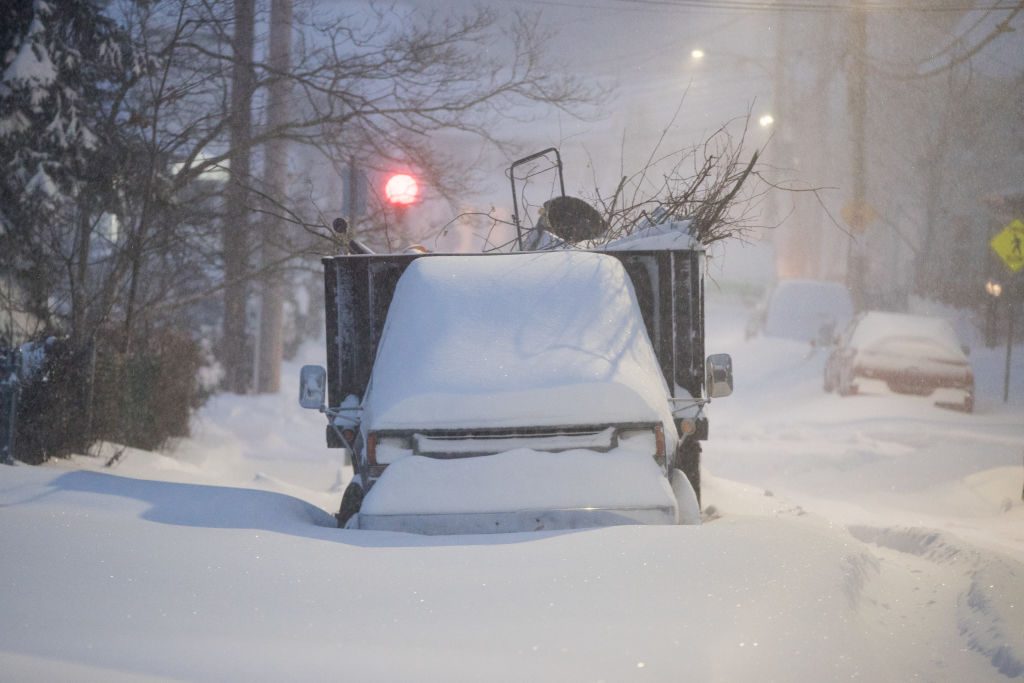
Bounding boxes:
[0,0,139,332]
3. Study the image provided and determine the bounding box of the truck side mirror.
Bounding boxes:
[299,365,327,409]
[705,354,733,398]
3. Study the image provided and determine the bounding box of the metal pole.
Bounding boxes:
[846,0,867,309]
[347,158,355,226]
[1005,296,1015,403]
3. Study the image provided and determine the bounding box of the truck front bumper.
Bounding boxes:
[353,505,677,535]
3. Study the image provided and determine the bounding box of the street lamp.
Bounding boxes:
[759,114,774,128]
[690,48,705,60]
[985,278,1002,348]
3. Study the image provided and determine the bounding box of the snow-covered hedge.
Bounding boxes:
[7,330,208,464]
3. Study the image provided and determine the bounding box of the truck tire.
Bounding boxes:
[674,441,701,508]
[670,468,701,525]
[336,481,364,528]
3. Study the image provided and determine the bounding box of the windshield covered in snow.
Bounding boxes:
[362,251,675,432]
[849,311,967,360]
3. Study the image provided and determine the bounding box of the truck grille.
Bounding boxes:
[412,426,620,457]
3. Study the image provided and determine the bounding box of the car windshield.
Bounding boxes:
[850,312,965,358]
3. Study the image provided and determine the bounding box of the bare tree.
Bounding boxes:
[586,120,763,248]
[3,0,601,396]
[100,0,599,393]
[229,3,598,389]
[449,110,770,254]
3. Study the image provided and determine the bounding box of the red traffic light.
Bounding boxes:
[384,173,419,206]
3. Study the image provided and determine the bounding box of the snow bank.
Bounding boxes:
[7,462,1004,683]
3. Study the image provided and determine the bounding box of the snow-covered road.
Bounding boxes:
[1,299,1022,681]
[701,301,1024,681]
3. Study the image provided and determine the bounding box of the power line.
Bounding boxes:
[608,0,1023,13]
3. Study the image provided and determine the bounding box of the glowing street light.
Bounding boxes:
[690,48,705,60]
[986,279,1002,297]
[759,114,774,128]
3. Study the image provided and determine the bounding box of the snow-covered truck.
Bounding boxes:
[300,243,732,534]
[299,158,732,534]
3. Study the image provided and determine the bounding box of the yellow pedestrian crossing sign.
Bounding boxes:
[991,218,1024,272]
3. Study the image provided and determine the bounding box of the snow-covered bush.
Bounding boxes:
[90,329,207,453]
[8,329,209,463]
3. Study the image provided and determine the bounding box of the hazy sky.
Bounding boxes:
[386,0,779,178]
[321,0,1022,264]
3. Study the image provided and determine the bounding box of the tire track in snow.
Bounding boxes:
[849,525,1024,678]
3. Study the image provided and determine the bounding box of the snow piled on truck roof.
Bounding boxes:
[362,251,675,433]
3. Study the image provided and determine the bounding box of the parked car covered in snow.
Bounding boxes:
[823,311,974,412]
[746,279,854,343]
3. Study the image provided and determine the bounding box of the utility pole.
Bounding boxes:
[256,0,293,394]
[769,1,787,273]
[846,0,868,311]
[222,0,255,394]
